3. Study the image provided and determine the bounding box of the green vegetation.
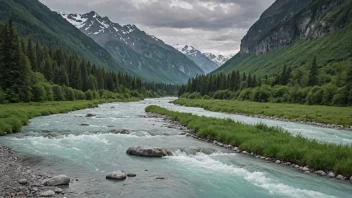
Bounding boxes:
[172,98,352,127]
[0,98,138,136]
[179,56,352,106]
[145,105,352,176]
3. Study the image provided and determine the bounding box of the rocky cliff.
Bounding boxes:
[241,0,351,55]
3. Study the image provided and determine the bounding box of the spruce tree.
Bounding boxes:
[308,57,319,86]
[27,38,38,72]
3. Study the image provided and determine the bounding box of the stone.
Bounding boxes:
[179,132,186,136]
[304,171,311,174]
[336,175,345,180]
[18,179,28,185]
[350,176,352,182]
[216,142,224,147]
[127,173,136,177]
[156,176,165,180]
[126,146,173,157]
[314,170,327,176]
[294,165,300,168]
[85,113,96,117]
[242,151,248,154]
[224,145,232,149]
[80,124,89,126]
[40,190,55,197]
[328,172,336,178]
[275,160,281,164]
[54,187,63,194]
[302,167,310,171]
[43,175,70,186]
[213,141,218,144]
[106,171,127,181]
[111,129,131,134]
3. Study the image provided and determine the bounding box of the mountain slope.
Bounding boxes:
[173,44,219,73]
[215,0,352,75]
[60,12,204,84]
[0,0,132,74]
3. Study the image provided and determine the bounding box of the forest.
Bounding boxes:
[0,19,178,104]
[179,57,352,106]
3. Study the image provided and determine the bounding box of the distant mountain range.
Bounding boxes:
[60,11,204,84]
[173,44,230,73]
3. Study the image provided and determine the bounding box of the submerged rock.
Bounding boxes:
[106,171,127,181]
[127,173,136,177]
[156,176,165,180]
[40,190,55,197]
[111,129,131,134]
[80,124,89,126]
[43,175,70,186]
[126,146,172,157]
[85,113,96,117]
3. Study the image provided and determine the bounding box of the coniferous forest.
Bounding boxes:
[179,57,352,106]
[0,19,179,104]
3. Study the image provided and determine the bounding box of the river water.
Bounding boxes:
[0,98,352,198]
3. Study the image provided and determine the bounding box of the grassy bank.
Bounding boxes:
[0,98,140,136]
[172,99,352,127]
[145,105,352,176]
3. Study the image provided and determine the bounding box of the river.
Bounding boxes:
[0,98,351,198]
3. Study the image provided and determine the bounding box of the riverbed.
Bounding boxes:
[0,98,351,198]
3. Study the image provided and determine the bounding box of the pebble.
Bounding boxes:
[18,179,28,185]
[40,190,55,197]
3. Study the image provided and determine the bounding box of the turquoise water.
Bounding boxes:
[0,98,351,198]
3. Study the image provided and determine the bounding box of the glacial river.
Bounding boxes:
[0,98,351,198]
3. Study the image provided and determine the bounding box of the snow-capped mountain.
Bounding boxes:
[204,53,232,66]
[59,11,204,84]
[173,44,219,74]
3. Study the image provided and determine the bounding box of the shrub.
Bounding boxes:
[74,90,86,100]
[187,92,202,99]
[85,89,94,100]
[42,83,54,101]
[53,85,65,101]
[63,87,75,101]
[213,90,236,99]
[238,88,252,100]
[31,84,47,102]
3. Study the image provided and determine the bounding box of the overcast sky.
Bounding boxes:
[40,0,275,56]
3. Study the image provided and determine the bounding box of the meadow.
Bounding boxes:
[0,98,139,136]
[145,105,352,177]
[172,98,352,127]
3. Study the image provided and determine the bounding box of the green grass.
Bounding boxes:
[145,105,352,176]
[0,98,140,136]
[172,99,352,127]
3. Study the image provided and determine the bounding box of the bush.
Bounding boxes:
[238,88,252,101]
[53,85,65,101]
[213,90,236,99]
[63,87,75,101]
[74,90,86,100]
[250,85,272,102]
[31,84,47,102]
[306,86,324,105]
[0,88,6,104]
[187,92,202,99]
[85,89,94,100]
[42,83,54,101]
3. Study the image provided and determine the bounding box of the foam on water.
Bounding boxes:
[168,150,336,198]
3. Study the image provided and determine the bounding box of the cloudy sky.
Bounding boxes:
[40,0,275,56]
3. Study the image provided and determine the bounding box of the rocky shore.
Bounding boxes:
[0,145,70,198]
[147,112,352,184]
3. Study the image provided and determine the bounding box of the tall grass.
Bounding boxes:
[146,105,352,176]
[0,98,140,136]
[172,99,352,127]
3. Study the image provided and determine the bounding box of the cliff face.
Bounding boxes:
[241,0,351,55]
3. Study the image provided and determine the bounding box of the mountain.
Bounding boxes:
[203,53,231,67]
[0,0,132,74]
[60,12,204,84]
[173,44,219,73]
[215,0,352,75]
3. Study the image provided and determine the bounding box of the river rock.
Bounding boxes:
[314,170,327,176]
[111,129,131,134]
[304,171,311,174]
[127,173,136,177]
[302,167,310,171]
[126,146,172,157]
[336,175,345,180]
[85,113,96,117]
[43,175,70,186]
[80,124,89,126]
[18,179,28,185]
[54,187,63,193]
[156,176,165,180]
[328,172,336,178]
[242,151,248,154]
[106,171,127,180]
[275,160,281,164]
[40,190,55,197]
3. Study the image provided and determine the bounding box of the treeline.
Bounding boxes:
[179,57,352,106]
[0,19,178,103]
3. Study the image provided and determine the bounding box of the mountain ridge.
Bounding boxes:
[60,11,204,84]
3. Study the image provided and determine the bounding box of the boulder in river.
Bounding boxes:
[80,124,89,126]
[156,176,165,180]
[18,178,28,185]
[106,171,127,181]
[126,146,172,157]
[43,175,70,186]
[127,173,136,177]
[85,113,96,117]
[314,170,326,176]
[336,175,345,180]
[328,172,336,178]
[111,129,131,134]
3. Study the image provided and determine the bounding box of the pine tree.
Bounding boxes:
[70,63,82,90]
[308,57,319,86]
[27,38,38,72]
[80,59,88,91]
